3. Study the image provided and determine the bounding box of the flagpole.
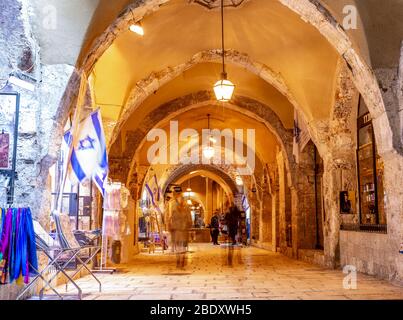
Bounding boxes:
[54,71,88,214]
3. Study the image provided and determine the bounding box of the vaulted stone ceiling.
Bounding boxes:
[28,0,402,76]
[91,0,340,127]
[27,0,403,167]
[30,0,402,70]
[117,63,295,130]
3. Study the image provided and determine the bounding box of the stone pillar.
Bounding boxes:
[292,142,317,253]
[271,193,277,252]
[276,150,287,250]
[290,187,299,258]
[322,160,342,268]
[260,192,272,243]
[258,199,264,243]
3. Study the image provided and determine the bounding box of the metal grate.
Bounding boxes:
[340,223,387,234]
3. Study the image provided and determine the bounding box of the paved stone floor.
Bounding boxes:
[48,244,403,300]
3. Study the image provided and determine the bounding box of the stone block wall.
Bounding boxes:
[340,231,401,283]
[0,0,76,299]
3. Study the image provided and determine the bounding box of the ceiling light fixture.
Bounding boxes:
[129,9,144,36]
[203,114,215,160]
[130,22,144,36]
[213,0,235,102]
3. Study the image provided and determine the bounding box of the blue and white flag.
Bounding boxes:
[67,109,109,196]
[145,178,163,216]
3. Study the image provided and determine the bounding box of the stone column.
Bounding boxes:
[322,160,342,268]
[290,187,299,257]
[271,193,277,252]
[276,150,287,250]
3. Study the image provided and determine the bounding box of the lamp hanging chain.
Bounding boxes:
[221,0,226,76]
[207,114,211,147]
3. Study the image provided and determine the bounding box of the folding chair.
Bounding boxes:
[36,213,102,299]
[16,220,83,300]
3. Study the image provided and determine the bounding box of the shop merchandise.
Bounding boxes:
[102,210,120,238]
[101,182,131,266]
[0,208,38,284]
[103,182,131,240]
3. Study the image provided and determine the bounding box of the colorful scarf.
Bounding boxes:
[0,208,38,284]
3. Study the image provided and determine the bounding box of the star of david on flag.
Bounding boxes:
[61,109,109,197]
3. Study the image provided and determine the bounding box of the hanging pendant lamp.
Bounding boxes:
[213,0,235,102]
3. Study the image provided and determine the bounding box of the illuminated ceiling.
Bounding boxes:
[91,0,340,129]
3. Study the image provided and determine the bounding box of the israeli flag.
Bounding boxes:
[67,110,109,196]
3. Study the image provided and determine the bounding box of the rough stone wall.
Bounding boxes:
[0,0,75,299]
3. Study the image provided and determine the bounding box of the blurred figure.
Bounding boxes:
[210,210,220,245]
[169,192,192,268]
[226,204,241,245]
[224,203,241,266]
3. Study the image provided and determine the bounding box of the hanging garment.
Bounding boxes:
[102,210,120,238]
[0,208,13,283]
[104,185,122,210]
[0,208,38,284]
[0,207,5,236]
[8,208,20,282]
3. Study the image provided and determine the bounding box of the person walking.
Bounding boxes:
[226,204,241,245]
[210,211,220,245]
[169,192,192,268]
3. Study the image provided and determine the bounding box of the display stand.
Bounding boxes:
[93,181,130,273]
[92,234,116,274]
[92,207,117,275]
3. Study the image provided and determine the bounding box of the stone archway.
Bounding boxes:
[110,91,295,191]
[161,164,241,197]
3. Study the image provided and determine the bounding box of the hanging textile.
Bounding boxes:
[0,208,38,285]
[0,208,5,236]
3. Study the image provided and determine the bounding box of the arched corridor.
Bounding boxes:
[0,0,403,301]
